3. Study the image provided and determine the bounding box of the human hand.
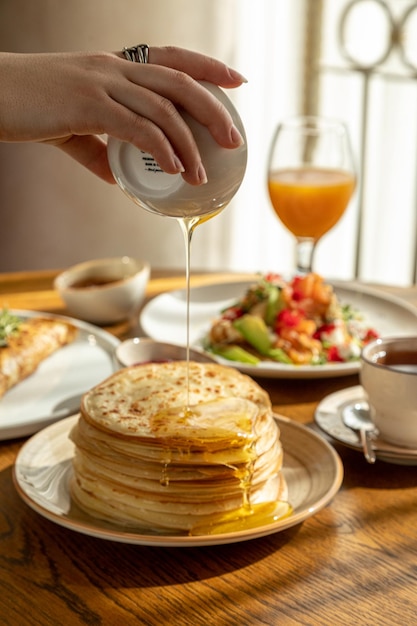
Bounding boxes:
[0,47,247,185]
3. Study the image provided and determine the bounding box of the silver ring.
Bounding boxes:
[122,44,149,64]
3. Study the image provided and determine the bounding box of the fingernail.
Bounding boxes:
[197,163,208,185]
[230,125,244,147]
[228,68,248,83]
[173,155,185,173]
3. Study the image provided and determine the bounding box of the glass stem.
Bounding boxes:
[295,237,317,274]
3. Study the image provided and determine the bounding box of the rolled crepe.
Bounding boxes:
[0,316,77,398]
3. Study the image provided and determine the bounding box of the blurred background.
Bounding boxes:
[1,0,417,285]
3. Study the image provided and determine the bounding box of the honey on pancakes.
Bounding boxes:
[149,398,291,536]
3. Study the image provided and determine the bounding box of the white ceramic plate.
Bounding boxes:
[140,280,417,379]
[0,311,120,440]
[13,414,343,547]
[315,385,417,465]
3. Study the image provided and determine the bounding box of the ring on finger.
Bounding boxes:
[122,44,149,64]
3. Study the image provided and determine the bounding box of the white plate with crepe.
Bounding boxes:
[140,280,417,379]
[0,311,120,440]
[13,414,343,547]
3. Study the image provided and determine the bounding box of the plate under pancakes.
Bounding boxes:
[69,361,288,535]
[13,413,344,546]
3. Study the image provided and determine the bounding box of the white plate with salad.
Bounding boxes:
[140,275,417,379]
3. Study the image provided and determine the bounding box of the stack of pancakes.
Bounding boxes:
[70,361,287,535]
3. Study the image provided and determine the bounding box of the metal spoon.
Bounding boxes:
[342,402,377,464]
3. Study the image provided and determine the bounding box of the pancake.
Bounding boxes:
[0,316,77,398]
[70,361,289,535]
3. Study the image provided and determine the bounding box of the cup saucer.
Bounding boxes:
[315,385,417,465]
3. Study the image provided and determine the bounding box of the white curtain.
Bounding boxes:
[317,0,417,286]
[202,0,306,277]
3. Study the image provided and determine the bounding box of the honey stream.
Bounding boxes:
[153,215,293,535]
[176,210,222,405]
[176,215,200,407]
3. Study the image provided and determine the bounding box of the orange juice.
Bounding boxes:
[268,167,355,240]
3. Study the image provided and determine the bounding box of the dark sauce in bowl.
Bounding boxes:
[69,276,122,289]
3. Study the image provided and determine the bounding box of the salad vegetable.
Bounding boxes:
[0,309,21,346]
[205,273,379,366]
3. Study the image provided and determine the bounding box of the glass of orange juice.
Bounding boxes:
[267,116,356,274]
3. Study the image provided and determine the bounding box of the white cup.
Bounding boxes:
[107,81,247,219]
[360,336,417,448]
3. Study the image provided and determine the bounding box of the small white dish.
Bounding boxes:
[54,257,150,325]
[107,82,247,220]
[315,385,417,465]
[115,337,216,367]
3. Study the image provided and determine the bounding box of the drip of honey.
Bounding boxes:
[150,398,257,443]
[150,398,292,536]
[189,501,293,536]
[160,463,170,487]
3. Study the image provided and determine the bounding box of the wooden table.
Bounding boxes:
[1,269,417,626]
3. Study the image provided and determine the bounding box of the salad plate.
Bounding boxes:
[140,280,417,379]
[13,413,343,547]
[0,310,120,440]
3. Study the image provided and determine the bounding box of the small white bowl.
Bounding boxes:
[107,81,247,220]
[54,257,150,324]
[116,338,217,367]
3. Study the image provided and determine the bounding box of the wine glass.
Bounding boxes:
[267,116,356,274]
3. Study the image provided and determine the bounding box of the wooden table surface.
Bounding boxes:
[1,269,417,626]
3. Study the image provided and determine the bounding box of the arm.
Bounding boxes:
[0,47,246,185]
